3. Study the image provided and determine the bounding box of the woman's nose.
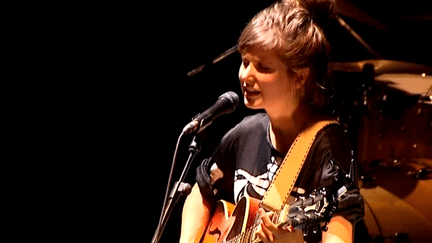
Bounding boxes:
[239,63,255,84]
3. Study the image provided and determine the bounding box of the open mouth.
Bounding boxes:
[243,89,261,97]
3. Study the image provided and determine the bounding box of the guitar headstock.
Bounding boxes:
[277,188,337,233]
[276,159,355,233]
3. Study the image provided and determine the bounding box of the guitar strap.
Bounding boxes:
[261,120,338,211]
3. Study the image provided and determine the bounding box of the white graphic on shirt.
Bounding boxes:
[233,157,280,203]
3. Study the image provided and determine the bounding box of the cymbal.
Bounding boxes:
[329,59,432,75]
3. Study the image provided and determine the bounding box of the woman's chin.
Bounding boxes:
[244,96,263,110]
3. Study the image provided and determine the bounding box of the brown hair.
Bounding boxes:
[238,0,336,106]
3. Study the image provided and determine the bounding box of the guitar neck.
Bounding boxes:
[228,207,288,243]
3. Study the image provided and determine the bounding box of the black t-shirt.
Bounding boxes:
[196,113,364,241]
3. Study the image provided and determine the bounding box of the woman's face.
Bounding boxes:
[239,46,305,116]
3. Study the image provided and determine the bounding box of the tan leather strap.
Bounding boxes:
[261,120,338,211]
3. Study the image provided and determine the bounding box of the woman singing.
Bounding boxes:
[180,1,364,242]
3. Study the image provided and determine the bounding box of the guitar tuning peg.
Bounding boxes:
[311,189,318,197]
[321,225,328,232]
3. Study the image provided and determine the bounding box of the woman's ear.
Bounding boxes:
[294,68,310,89]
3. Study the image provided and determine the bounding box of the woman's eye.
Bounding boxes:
[258,63,270,71]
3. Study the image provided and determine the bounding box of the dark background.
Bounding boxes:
[72,0,431,242]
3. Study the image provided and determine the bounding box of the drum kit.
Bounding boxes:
[325,2,432,241]
[329,59,432,242]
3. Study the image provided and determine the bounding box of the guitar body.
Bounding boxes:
[198,185,340,242]
[200,196,261,243]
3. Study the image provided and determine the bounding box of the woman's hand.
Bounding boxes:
[256,208,304,243]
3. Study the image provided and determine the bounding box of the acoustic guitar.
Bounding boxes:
[200,184,349,243]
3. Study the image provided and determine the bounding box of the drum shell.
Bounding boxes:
[356,91,432,166]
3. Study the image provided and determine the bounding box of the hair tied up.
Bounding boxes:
[296,0,337,25]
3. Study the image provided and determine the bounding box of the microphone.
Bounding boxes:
[182,91,239,135]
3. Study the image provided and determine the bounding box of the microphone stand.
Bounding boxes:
[151,133,202,243]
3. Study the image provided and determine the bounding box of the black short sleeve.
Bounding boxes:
[195,121,238,203]
[296,124,364,220]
